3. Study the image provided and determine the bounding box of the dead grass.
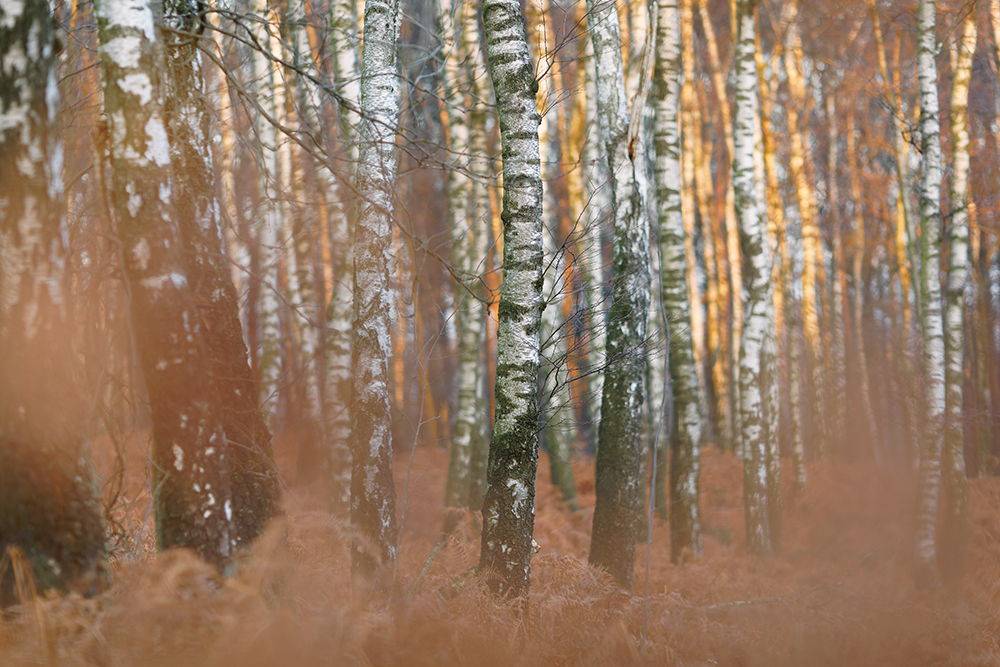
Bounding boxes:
[2,441,1000,666]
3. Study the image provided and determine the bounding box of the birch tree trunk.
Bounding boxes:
[825,91,847,452]
[697,0,738,449]
[95,0,234,564]
[478,0,544,599]
[442,0,494,529]
[846,111,878,454]
[913,0,945,590]
[940,9,975,581]
[733,0,776,556]
[587,0,651,590]
[164,0,281,548]
[325,0,361,516]
[782,0,825,457]
[351,0,401,579]
[654,0,702,563]
[0,0,108,600]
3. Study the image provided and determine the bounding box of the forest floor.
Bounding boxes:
[3,435,1000,666]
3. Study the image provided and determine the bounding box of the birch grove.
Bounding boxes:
[7,0,1000,614]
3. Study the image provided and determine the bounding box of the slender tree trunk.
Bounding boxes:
[825,91,848,454]
[655,0,703,563]
[733,0,776,556]
[697,0,739,449]
[587,0,651,590]
[325,0,361,516]
[95,0,234,564]
[913,0,945,591]
[351,0,401,580]
[478,0,544,599]
[940,9,975,581]
[0,0,108,601]
[782,0,825,457]
[846,111,879,454]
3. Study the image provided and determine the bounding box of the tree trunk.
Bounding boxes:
[0,0,108,602]
[940,9,975,582]
[95,0,234,564]
[477,0,544,599]
[325,0,361,517]
[733,0,776,556]
[351,0,401,580]
[587,0,651,590]
[913,0,945,591]
[654,0,703,563]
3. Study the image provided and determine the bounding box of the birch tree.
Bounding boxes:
[95,0,235,564]
[0,0,108,600]
[913,0,945,590]
[653,0,703,562]
[733,0,776,555]
[325,0,361,516]
[164,0,280,548]
[477,0,544,598]
[351,0,402,579]
[587,0,652,590]
[941,7,976,580]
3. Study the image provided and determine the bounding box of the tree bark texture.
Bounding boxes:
[351,0,401,579]
[653,0,703,563]
[587,0,651,591]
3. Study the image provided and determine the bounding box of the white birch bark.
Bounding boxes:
[477,0,544,599]
[587,0,651,590]
[325,0,361,516]
[913,0,945,590]
[351,0,401,578]
[251,0,284,420]
[654,0,702,562]
[733,0,775,556]
[941,10,975,580]
[95,0,233,563]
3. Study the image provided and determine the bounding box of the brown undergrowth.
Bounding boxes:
[2,439,1000,666]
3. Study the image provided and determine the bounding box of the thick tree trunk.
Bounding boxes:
[587,0,651,591]
[0,0,108,602]
[95,0,234,564]
[477,0,544,599]
[913,0,945,591]
[351,0,401,580]
[164,0,281,549]
[940,10,975,581]
[654,0,703,563]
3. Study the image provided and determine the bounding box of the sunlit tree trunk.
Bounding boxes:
[757,38,804,490]
[478,0,544,598]
[868,0,919,326]
[733,0,776,556]
[913,0,945,591]
[95,0,233,564]
[351,0,401,580]
[940,10,975,581]
[782,0,825,457]
[587,0,651,590]
[655,0,703,562]
[0,0,108,600]
[697,0,738,449]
